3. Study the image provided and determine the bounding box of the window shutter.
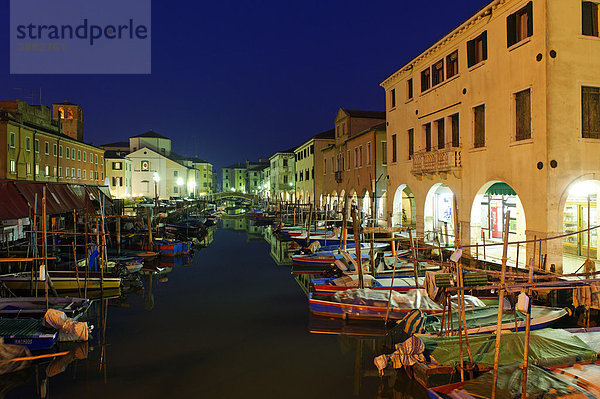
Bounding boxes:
[507,13,516,47]
[583,1,593,35]
[467,39,475,67]
[526,1,533,37]
[482,31,488,60]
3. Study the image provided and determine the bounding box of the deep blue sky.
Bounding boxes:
[2,0,488,172]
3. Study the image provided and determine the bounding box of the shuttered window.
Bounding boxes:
[436,119,445,149]
[392,134,397,163]
[446,50,458,78]
[451,113,460,147]
[582,86,600,139]
[408,129,414,159]
[424,123,432,152]
[432,59,444,86]
[515,89,532,141]
[507,2,533,47]
[467,31,487,67]
[473,105,486,148]
[390,89,396,108]
[583,2,599,36]
[421,68,431,92]
[407,78,413,100]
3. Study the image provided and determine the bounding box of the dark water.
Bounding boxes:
[7,220,427,398]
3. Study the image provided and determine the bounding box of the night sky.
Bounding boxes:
[2,0,488,172]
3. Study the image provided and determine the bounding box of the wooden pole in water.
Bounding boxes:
[521,236,536,397]
[339,197,348,253]
[42,188,48,308]
[491,210,511,399]
[385,235,399,323]
[32,194,38,297]
[116,215,121,255]
[84,211,89,298]
[351,205,364,289]
[147,211,153,251]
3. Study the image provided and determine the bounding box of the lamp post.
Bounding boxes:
[153,173,160,206]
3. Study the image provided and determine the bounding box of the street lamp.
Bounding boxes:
[153,173,160,205]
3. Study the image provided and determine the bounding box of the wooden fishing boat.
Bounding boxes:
[0,271,121,292]
[0,319,58,351]
[308,288,450,321]
[311,274,425,295]
[0,297,89,318]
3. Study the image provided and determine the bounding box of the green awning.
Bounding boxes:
[485,182,516,196]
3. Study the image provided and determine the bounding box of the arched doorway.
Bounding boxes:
[392,184,416,227]
[424,184,455,246]
[562,180,600,273]
[470,181,526,266]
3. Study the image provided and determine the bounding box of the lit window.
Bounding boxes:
[507,2,533,47]
[467,31,487,67]
[9,160,16,174]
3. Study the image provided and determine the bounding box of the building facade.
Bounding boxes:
[269,149,296,201]
[0,100,105,185]
[294,129,335,206]
[382,0,600,272]
[105,150,132,199]
[321,108,386,216]
[222,163,246,192]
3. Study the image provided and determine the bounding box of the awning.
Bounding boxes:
[13,182,64,215]
[485,182,517,196]
[0,182,31,220]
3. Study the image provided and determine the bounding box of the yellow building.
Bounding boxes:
[382,0,600,273]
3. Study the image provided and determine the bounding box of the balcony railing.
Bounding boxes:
[411,145,461,175]
[334,170,343,183]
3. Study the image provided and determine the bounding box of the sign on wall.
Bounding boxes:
[141,160,150,171]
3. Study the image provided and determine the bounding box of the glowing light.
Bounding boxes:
[177,177,184,186]
[153,173,160,182]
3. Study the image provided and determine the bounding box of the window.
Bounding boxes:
[424,123,432,152]
[95,154,98,164]
[421,68,431,92]
[174,170,178,177]
[9,160,16,174]
[392,134,397,163]
[515,89,532,140]
[355,147,359,168]
[94,171,98,180]
[45,142,49,155]
[310,144,314,154]
[83,170,86,180]
[451,114,460,147]
[76,149,80,160]
[174,186,179,194]
[283,159,288,167]
[408,129,414,159]
[53,144,57,156]
[347,150,351,170]
[323,158,327,175]
[582,86,600,138]
[72,168,75,179]
[436,119,445,149]
[66,147,70,159]
[77,169,81,178]
[432,59,444,86]
[66,168,70,178]
[101,156,103,165]
[507,2,533,47]
[9,133,15,148]
[407,78,413,100]
[53,166,56,177]
[45,165,49,176]
[283,175,288,184]
[382,142,387,165]
[390,88,396,108]
[59,145,63,157]
[34,139,39,153]
[35,164,40,175]
[367,142,371,164]
[311,167,314,179]
[583,2,599,36]
[473,104,486,148]
[26,162,31,175]
[90,170,93,179]
[83,152,86,162]
[446,50,458,78]
[26,137,31,151]
[359,146,363,167]
[58,167,62,177]
[467,31,488,67]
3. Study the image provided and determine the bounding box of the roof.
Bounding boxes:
[345,121,387,143]
[99,141,129,148]
[314,128,335,140]
[186,157,210,164]
[131,130,170,140]
[103,150,129,160]
[223,162,246,169]
[55,101,76,105]
[342,109,386,119]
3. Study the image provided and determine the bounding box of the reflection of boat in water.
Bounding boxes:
[0,297,89,318]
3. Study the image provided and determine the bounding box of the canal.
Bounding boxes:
[7,218,426,398]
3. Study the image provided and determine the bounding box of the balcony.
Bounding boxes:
[334,170,343,183]
[411,145,462,177]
